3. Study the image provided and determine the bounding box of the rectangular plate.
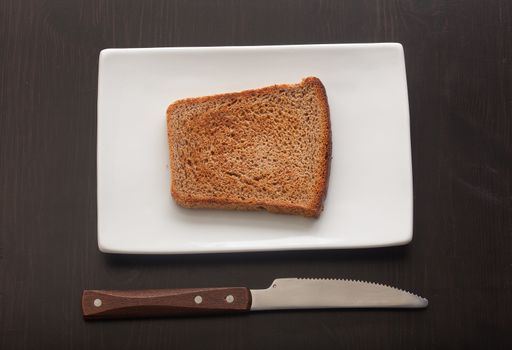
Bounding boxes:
[98,43,412,254]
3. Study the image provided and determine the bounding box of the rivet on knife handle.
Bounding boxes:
[81,287,252,320]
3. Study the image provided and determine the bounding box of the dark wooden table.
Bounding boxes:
[1,0,511,348]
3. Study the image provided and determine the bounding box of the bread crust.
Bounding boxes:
[166,77,331,218]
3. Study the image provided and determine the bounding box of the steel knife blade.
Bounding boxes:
[82,278,427,319]
[251,278,428,310]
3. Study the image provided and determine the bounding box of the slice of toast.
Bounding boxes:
[166,77,331,217]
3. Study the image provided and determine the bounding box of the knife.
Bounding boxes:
[82,278,428,319]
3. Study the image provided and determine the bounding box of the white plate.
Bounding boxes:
[97,43,412,254]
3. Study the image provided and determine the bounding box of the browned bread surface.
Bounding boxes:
[166,77,331,217]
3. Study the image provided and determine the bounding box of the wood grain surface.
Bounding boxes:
[1,0,511,349]
[82,288,252,319]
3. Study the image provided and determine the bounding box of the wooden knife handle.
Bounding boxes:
[82,287,251,320]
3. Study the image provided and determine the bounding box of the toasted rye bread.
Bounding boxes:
[166,77,331,217]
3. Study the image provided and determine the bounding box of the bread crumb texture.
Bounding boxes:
[167,77,331,217]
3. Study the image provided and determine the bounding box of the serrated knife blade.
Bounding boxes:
[82,278,427,319]
[251,278,428,310]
